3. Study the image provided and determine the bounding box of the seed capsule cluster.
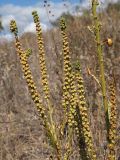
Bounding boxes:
[108,80,117,160]
[60,18,77,127]
[10,20,18,36]
[32,13,58,145]
[10,20,47,122]
[74,63,97,160]
[68,72,78,127]
[60,17,67,31]
[10,19,61,158]
[32,11,50,102]
[61,30,71,110]
[72,62,89,159]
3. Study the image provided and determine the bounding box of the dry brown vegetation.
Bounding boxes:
[0,2,120,160]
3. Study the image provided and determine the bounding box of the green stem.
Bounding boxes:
[92,0,109,132]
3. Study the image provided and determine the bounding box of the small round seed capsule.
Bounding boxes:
[103,38,113,47]
[107,38,113,46]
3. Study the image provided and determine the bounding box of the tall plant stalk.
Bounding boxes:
[60,18,75,160]
[10,19,62,160]
[73,62,97,160]
[92,0,109,132]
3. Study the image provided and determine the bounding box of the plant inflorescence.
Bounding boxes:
[9,0,118,159]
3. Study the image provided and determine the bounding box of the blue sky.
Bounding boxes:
[0,0,87,40]
[0,0,82,6]
[0,0,118,40]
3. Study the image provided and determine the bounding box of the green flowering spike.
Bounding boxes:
[32,10,50,102]
[32,11,61,158]
[10,20,18,36]
[26,48,32,57]
[14,38,46,121]
[60,17,77,160]
[32,11,39,23]
[32,10,37,16]
[60,18,77,130]
[12,37,61,157]
[60,19,71,112]
[60,17,66,31]
[72,61,97,160]
[108,79,117,160]
[72,61,81,72]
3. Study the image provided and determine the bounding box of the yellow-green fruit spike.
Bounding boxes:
[60,18,77,130]
[73,61,97,160]
[60,18,71,112]
[10,22,47,123]
[10,20,18,36]
[26,48,32,57]
[32,10,50,103]
[60,18,77,160]
[108,79,117,160]
[32,11,61,158]
[71,62,89,160]
[15,38,47,121]
[60,17,66,31]
[13,34,61,159]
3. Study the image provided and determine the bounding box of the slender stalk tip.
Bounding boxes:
[32,10,37,16]
[32,11,39,23]
[10,20,18,35]
[60,17,66,31]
